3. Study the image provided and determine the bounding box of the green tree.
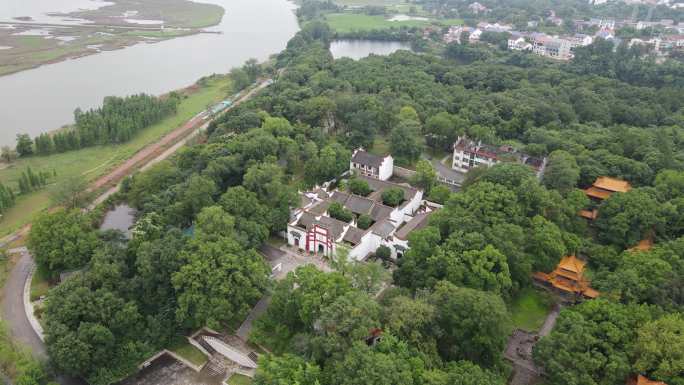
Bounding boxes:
[449,245,513,295]
[329,202,353,223]
[534,299,654,385]
[525,215,568,272]
[27,209,100,278]
[634,314,684,385]
[595,188,664,249]
[16,134,33,157]
[172,234,269,329]
[50,174,90,209]
[427,185,451,204]
[1,146,18,163]
[329,335,424,385]
[349,178,372,196]
[423,360,506,385]
[357,214,373,230]
[312,291,381,358]
[411,160,437,193]
[425,112,461,151]
[543,150,580,193]
[381,187,404,207]
[429,281,511,367]
[390,107,423,165]
[254,354,322,385]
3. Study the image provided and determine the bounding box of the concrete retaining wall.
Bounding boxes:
[392,166,416,180]
[24,264,44,342]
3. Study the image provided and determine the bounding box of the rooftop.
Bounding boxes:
[395,211,432,240]
[593,176,631,193]
[352,149,387,168]
[628,375,667,385]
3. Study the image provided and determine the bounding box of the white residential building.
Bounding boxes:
[452,136,547,178]
[508,35,532,51]
[350,149,393,181]
[532,35,572,59]
[567,34,594,49]
[287,175,426,261]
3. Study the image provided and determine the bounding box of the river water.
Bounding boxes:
[330,39,412,60]
[0,0,299,146]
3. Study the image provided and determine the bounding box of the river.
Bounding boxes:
[0,0,299,146]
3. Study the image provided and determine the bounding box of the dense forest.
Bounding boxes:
[18,93,180,156]
[24,6,684,385]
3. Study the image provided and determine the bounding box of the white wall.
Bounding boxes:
[348,232,382,261]
[378,156,394,181]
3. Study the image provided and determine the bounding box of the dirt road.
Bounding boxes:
[89,79,271,194]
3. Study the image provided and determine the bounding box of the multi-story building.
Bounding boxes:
[350,149,393,181]
[508,35,532,51]
[530,34,572,59]
[451,136,547,177]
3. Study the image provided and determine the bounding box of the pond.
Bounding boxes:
[330,39,412,60]
[100,204,136,238]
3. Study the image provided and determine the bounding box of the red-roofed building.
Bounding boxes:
[533,255,599,301]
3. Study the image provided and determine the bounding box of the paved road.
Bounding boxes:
[1,252,46,359]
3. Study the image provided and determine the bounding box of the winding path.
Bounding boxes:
[0,78,274,384]
[1,251,46,359]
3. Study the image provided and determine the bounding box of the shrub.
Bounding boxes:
[329,202,353,222]
[349,178,372,196]
[357,214,373,229]
[375,245,391,261]
[382,187,404,207]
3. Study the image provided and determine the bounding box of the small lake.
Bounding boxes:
[330,39,412,60]
[100,204,136,238]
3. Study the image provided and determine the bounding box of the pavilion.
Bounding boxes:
[533,255,599,301]
[579,176,632,220]
[627,374,667,385]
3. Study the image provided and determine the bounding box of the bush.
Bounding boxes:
[428,185,451,204]
[329,202,353,222]
[382,187,404,207]
[375,245,391,261]
[357,214,373,229]
[349,178,372,196]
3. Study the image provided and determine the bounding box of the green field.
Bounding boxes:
[0,75,232,236]
[169,340,208,367]
[228,374,253,385]
[510,288,553,332]
[325,12,463,33]
[326,13,430,32]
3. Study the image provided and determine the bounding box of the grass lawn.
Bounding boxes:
[169,340,208,367]
[267,236,286,248]
[369,137,390,156]
[0,75,232,236]
[325,13,430,32]
[510,288,553,332]
[30,267,50,301]
[227,374,253,385]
